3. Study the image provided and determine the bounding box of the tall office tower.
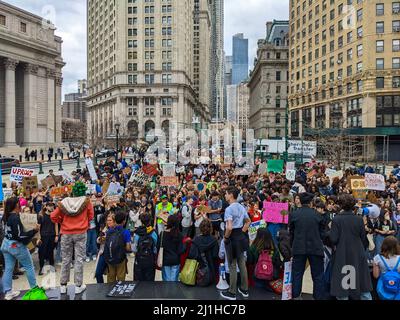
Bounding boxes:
[86,0,210,145]
[289,0,400,160]
[223,55,232,117]
[232,33,249,85]
[210,0,225,121]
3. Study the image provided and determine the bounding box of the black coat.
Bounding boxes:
[328,211,373,298]
[289,206,325,257]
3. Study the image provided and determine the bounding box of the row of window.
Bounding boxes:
[128,16,172,25]
[0,14,27,32]
[128,5,172,14]
[128,74,173,84]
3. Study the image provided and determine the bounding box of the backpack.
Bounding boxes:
[196,252,211,287]
[377,255,400,300]
[135,232,156,268]
[103,229,126,266]
[255,250,274,280]
[21,286,48,301]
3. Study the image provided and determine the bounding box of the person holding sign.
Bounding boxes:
[1,197,40,300]
[155,195,174,236]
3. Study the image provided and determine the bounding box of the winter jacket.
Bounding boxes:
[277,229,292,262]
[51,196,94,235]
[158,231,185,266]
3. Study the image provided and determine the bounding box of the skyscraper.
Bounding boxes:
[232,33,249,85]
[86,0,211,145]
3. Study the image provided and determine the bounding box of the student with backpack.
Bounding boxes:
[373,236,400,300]
[133,213,158,281]
[103,209,131,283]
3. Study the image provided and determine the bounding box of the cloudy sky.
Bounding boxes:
[5,0,288,97]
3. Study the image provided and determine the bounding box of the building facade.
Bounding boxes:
[248,20,289,139]
[232,33,249,85]
[0,1,64,148]
[226,84,237,123]
[86,0,211,145]
[237,82,250,132]
[289,0,400,160]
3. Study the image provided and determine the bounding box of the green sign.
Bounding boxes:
[267,160,284,173]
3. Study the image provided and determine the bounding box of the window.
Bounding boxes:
[376,58,384,70]
[376,77,385,89]
[376,40,384,53]
[393,40,400,52]
[145,74,155,84]
[276,71,281,81]
[394,2,400,14]
[20,22,26,33]
[393,76,400,87]
[393,57,400,69]
[376,22,384,34]
[128,74,137,84]
[393,20,400,32]
[0,14,5,26]
[357,44,363,57]
[276,98,281,108]
[276,114,281,124]
[376,4,384,16]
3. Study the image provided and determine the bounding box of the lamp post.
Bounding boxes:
[115,122,121,164]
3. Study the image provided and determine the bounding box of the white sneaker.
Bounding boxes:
[5,290,20,300]
[92,256,97,261]
[60,285,67,294]
[75,284,86,294]
[85,257,90,263]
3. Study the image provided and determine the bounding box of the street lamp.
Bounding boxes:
[115,122,121,163]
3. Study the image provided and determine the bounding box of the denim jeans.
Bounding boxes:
[86,229,98,258]
[228,252,248,295]
[95,254,107,284]
[375,235,386,255]
[337,292,372,300]
[1,238,37,294]
[162,265,180,281]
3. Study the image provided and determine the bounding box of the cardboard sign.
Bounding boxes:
[85,158,98,182]
[352,189,367,201]
[162,163,176,177]
[176,166,185,174]
[10,167,35,183]
[101,181,110,194]
[50,185,73,198]
[41,175,63,188]
[263,201,289,224]
[107,282,136,298]
[129,170,151,187]
[286,170,296,182]
[286,162,295,171]
[282,261,293,300]
[349,177,366,190]
[105,195,120,206]
[194,168,203,177]
[249,220,267,242]
[123,167,132,176]
[22,176,39,196]
[107,182,123,195]
[197,205,212,214]
[325,169,344,185]
[258,162,267,175]
[2,188,13,200]
[160,176,179,187]
[20,212,38,231]
[267,160,284,173]
[142,164,158,176]
[365,173,385,191]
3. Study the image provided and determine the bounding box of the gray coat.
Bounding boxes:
[328,211,373,298]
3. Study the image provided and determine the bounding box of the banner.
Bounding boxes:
[162,163,176,177]
[22,176,39,196]
[160,176,179,187]
[286,162,295,171]
[10,167,35,183]
[267,160,284,173]
[282,261,293,300]
[263,201,289,224]
[286,170,296,182]
[365,173,385,191]
[249,220,267,242]
[50,185,73,198]
[85,158,98,182]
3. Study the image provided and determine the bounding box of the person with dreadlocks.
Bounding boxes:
[51,181,94,295]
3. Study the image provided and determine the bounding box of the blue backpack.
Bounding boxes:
[377,255,400,300]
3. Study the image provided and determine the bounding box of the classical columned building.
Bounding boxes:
[0,1,65,148]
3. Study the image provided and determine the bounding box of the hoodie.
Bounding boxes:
[132,226,158,254]
[51,196,94,235]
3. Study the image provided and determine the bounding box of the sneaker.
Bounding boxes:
[56,262,62,266]
[75,284,86,295]
[92,256,97,261]
[220,291,236,301]
[85,257,90,263]
[60,285,67,294]
[238,288,249,298]
[5,291,20,301]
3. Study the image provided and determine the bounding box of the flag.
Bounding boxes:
[0,165,4,202]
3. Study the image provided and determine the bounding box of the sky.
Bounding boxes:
[5,0,289,96]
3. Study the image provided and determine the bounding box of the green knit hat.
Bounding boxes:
[72,181,87,197]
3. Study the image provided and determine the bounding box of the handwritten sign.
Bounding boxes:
[20,212,38,231]
[286,162,295,171]
[160,176,179,187]
[2,188,13,200]
[10,167,35,183]
[263,201,289,224]
[105,195,120,206]
[86,184,97,195]
[50,185,73,198]
[258,162,267,175]
[286,170,296,182]
[22,176,39,196]
[325,169,343,185]
[142,164,158,176]
[85,158,98,182]
[249,220,267,242]
[107,183,123,196]
[282,261,293,300]
[162,163,176,177]
[365,173,385,191]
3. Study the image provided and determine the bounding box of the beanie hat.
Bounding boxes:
[72,181,87,197]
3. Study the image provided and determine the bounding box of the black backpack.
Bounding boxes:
[103,229,126,266]
[135,232,156,268]
[196,248,211,287]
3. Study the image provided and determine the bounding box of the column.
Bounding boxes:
[55,74,63,144]
[46,69,56,143]
[155,97,161,130]
[4,58,18,147]
[23,63,38,146]
[311,106,316,129]
[138,98,144,139]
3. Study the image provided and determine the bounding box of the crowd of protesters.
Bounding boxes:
[0,146,400,301]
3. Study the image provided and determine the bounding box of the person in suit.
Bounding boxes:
[289,192,326,300]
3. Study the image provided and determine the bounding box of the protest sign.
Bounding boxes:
[61,172,74,184]
[286,162,295,171]
[194,168,203,177]
[20,212,38,232]
[85,158,98,182]
[267,160,284,173]
[258,162,267,175]
[307,170,317,179]
[176,166,185,174]
[22,176,39,196]
[50,185,73,198]
[352,190,367,201]
[249,220,267,242]
[2,188,13,200]
[162,163,176,177]
[129,170,151,187]
[349,176,366,190]
[107,282,136,298]
[263,201,289,224]
[142,164,159,176]
[160,176,179,187]
[86,184,97,195]
[107,183,123,195]
[122,167,132,176]
[282,261,293,300]
[365,173,385,191]
[10,167,35,183]
[105,195,120,206]
[325,169,343,185]
[286,170,296,182]
[197,204,212,214]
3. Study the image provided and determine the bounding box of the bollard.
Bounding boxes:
[58,159,63,171]
[39,162,44,174]
[77,157,81,169]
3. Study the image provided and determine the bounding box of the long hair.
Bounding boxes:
[166,214,180,238]
[3,197,20,223]
[252,228,275,253]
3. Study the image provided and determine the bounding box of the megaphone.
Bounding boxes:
[216,263,230,291]
[362,204,380,219]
